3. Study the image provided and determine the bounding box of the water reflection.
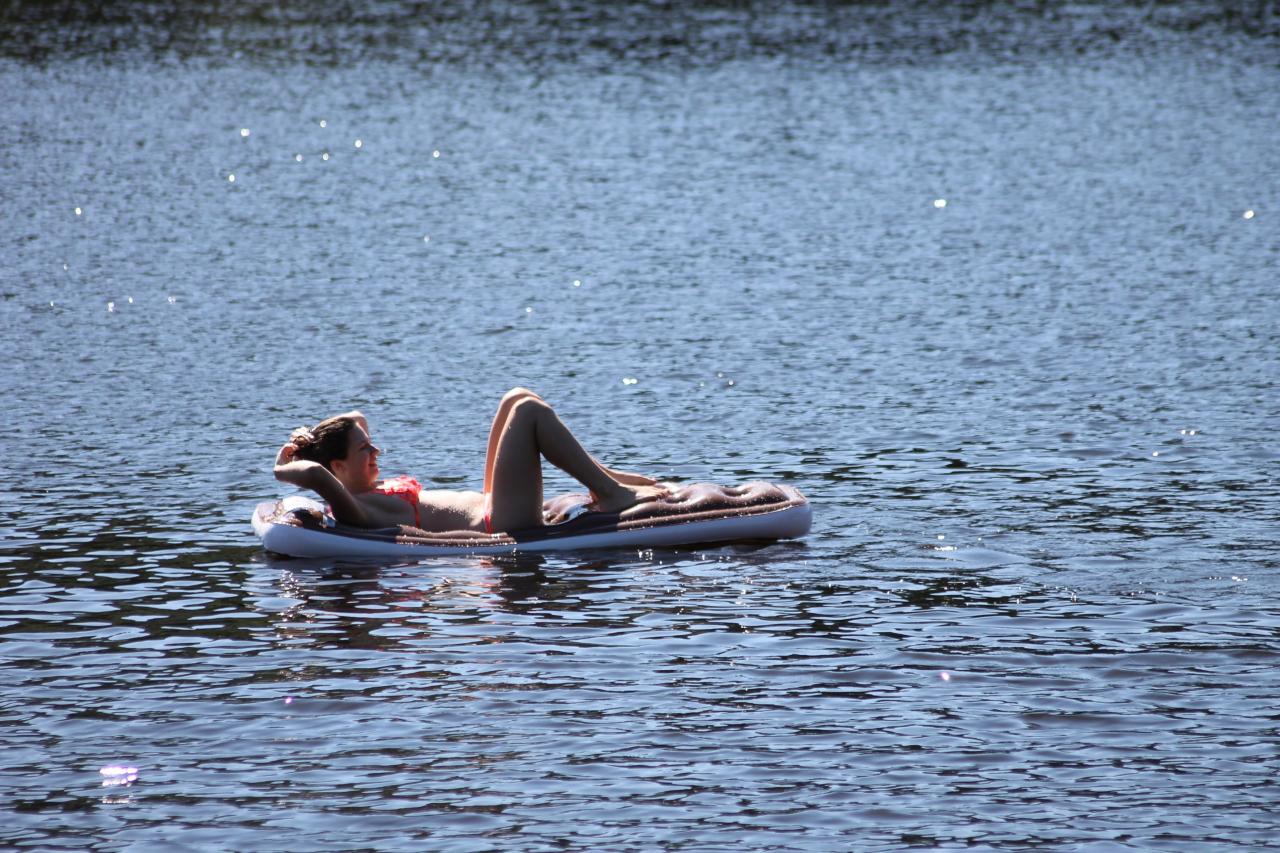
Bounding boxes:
[258,543,862,654]
[260,552,636,649]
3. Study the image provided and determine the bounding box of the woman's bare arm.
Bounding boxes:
[273,442,372,526]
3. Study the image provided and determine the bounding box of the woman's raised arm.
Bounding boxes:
[273,442,372,526]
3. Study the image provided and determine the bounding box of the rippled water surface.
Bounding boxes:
[3,2,1279,849]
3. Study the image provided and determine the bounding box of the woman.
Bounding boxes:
[273,388,668,534]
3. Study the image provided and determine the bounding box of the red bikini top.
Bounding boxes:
[373,476,423,527]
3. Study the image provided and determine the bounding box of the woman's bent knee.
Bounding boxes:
[508,395,551,423]
[501,387,541,406]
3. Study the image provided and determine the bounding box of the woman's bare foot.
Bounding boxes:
[590,483,669,514]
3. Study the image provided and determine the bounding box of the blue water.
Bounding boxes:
[2,2,1279,849]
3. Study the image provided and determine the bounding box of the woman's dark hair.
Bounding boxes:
[290,416,358,470]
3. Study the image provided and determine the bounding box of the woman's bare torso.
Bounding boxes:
[359,487,487,533]
[418,488,487,533]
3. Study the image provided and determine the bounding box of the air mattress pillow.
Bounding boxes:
[253,481,811,558]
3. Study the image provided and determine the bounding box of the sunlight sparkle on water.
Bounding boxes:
[322,152,330,161]
[432,150,441,158]
[934,198,947,208]
[573,279,581,287]
[228,173,235,183]
[240,128,250,137]
[940,672,951,682]
[74,207,82,216]
[622,377,639,385]
[100,765,139,787]
[1243,209,1254,219]
[294,154,303,162]
[319,120,327,128]
[354,139,363,149]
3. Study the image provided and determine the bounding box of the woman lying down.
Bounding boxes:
[273,387,669,535]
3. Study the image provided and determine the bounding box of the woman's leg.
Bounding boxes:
[486,394,666,532]
[483,387,542,494]
[600,465,658,487]
[484,388,654,490]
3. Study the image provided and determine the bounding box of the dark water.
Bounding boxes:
[3,2,1279,849]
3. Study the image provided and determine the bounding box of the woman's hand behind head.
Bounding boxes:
[275,441,299,467]
[289,426,317,448]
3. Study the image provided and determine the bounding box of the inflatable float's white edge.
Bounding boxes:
[254,500,812,558]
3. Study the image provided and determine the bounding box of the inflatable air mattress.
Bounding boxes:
[253,481,811,558]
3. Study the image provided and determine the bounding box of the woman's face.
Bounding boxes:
[333,424,380,491]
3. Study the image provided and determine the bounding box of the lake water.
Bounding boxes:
[2,2,1278,849]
